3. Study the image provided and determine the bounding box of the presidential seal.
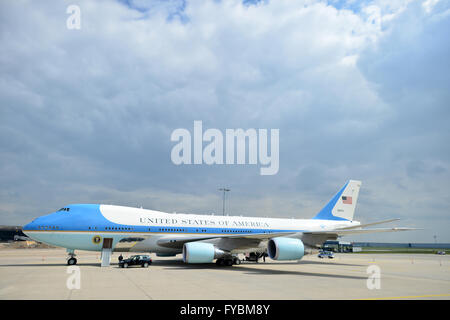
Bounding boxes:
[92,235,101,244]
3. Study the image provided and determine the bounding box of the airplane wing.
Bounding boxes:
[156,226,419,251]
[156,231,296,250]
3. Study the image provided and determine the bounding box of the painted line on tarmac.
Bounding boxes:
[358,293,450,300]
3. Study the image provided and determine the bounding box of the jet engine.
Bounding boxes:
[267,237,305,260]
[182,242,226,263]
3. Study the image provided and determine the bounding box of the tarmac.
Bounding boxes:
[0,248,449,300]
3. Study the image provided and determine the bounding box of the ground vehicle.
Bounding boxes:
[244,252,265,263]
[119,255,152,268]
[318,251,334,259]
[216,256,241,266]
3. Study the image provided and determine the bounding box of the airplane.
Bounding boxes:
[22,180,416,266]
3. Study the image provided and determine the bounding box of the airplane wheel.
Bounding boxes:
[124,263,128,268]
[233,258,241,265]
[143,262,149,268]
[216,259,223,266]
[67,258,77,265]
[225,259,233,266]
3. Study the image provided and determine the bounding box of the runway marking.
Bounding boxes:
[359,293,450,300]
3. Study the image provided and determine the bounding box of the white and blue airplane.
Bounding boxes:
[22,180,415,266]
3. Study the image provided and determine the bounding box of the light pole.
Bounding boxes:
[218,188,230,216]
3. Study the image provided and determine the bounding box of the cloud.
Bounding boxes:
[0,0,449,242]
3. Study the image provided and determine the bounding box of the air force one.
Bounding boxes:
[22,180,416,266]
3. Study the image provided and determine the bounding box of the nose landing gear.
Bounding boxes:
[66,249,77,265]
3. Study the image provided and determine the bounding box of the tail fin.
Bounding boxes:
[312,180,361,221]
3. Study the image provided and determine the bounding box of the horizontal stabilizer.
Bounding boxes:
[336,218,401,230]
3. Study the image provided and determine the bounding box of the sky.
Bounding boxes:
[0,0,449,242]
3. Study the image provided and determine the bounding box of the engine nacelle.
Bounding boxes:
[268,237,305,260]
[182,242,226,263]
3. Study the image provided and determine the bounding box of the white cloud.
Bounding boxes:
[423,0,440,13]
[0,0,449,241]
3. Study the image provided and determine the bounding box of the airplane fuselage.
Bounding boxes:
[23,204,359,254]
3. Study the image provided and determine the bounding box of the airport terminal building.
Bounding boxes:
[322,240,450,252]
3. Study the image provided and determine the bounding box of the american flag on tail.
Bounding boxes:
[342,196,352,204]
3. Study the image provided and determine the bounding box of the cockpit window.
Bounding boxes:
[58,207,70,212]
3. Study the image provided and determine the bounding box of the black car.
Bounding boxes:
[119,255,152,268]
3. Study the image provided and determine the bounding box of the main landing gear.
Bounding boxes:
[67,249,77,265]
[215,257,241,267]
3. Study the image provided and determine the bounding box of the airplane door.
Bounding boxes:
[103,238,113,249]
[101,238,113,267]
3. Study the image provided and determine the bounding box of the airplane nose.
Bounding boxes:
[23,212,55,231]
[23,222,32,230]
[23,219,38,231]
[21,221,36,242]
[22,217,50,243]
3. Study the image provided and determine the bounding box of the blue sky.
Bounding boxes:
[1,0,449,242]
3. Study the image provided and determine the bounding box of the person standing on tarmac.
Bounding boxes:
[118,254,123,262]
